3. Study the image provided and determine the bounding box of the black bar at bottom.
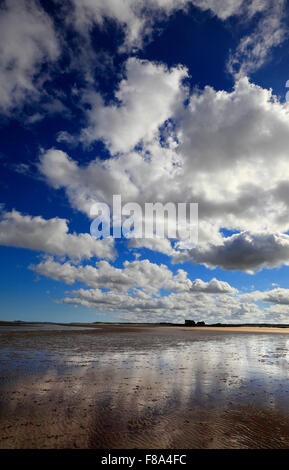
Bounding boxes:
[0,449,283,467]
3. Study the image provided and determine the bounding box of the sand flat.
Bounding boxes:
[172,326,289,334]
[1,325,289,448]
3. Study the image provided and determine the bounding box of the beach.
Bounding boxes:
[1,324,289,449]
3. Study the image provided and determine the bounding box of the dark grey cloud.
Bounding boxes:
[174,232,289,273]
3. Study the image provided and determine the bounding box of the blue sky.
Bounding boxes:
[1,0,289,323]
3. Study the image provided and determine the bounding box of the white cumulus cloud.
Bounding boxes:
[0,209,115,260]
[0,0,60,114]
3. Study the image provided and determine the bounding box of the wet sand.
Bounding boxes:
[1,325,289,448]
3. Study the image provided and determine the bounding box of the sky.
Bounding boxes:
[2,0,289,324]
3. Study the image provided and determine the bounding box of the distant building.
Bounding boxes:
[184,320,206,326]
[185,320,196,326]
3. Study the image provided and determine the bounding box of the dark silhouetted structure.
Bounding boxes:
[185,320,196,326]
[184,320,206,327]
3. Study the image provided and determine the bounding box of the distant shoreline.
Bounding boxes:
[172,326,289,334]
[1,320,289,334]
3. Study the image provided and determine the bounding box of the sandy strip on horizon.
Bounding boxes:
[169,326,289,334]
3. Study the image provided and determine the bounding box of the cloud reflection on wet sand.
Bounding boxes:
[1,327,289,448]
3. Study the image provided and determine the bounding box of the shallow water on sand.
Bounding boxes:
[1,326,289,448]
